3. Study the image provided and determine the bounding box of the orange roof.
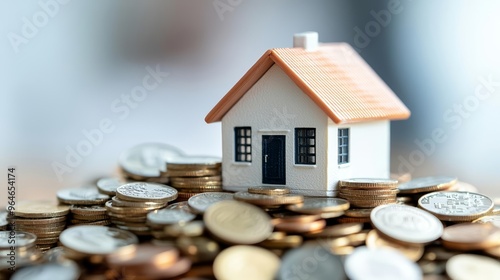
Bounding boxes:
[205,43,410,124]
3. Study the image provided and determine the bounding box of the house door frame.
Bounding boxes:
[262,135,286,185]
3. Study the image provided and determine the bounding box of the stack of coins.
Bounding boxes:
[147,209,196,239]
[119,143,185,184]
[0,231,42,272]
[338,178,398,223]
[165,156,223,201]
[57,188,111,227]
[9,201,70,252]
[234,187,304,212]
[68,205,110,227]
[106,244,191,279]
[106,182,177,236]
[397,176,457,204]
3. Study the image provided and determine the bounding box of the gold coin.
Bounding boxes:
[344,208,372,218]
[14,201,69,218]
[166,169,221,177]
[177,236,220,263]
[234,191,304,206]
[105,201,161,215]
[330,246,355,256]
[441,223,500,251]
[398,176,457,194]
[70,205,107,216]
[287,198,349,214]
[304,222,363,238]
[71,214,109,221]
[337,216,371,224]
[271,213,321,224]
[111,196,166,208]
[274,219,326,234]
[258,235,303,249]
[204,200,272,244]
[248,186,291,196]
[366,230,424,261]
[340,189,399,196]
[9,215,67,225]
[170,175,222,183]
[213,245,280,280]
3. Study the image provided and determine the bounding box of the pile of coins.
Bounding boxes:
[337,178,399,223]
[9,201,70,252]
[106,182,177,236]
[0,231,42,270]
[165,156,223,201]
[397,176,457,203]
[57,187,110,227]
[119,143,186,183]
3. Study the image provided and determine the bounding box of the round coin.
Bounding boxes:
[116,182,178,203]
[446,254,500,280]
[287,197,350,214]
[278,241,346,280]
[366,230,424,261]
[398,176,457,194]
[11,261,80,280]
[147,209,196,225]
[345,246,422,280]
[248,186,290,196]
[166,156,222,170]
[59,225,138,255]
[0,231,37,249]
[119,143,185,178]
[70,205,107,216]
[14,201,70,218]
[418,191,493,222]
[371,204,443,244]
[204,200,272,244]
[57,188,110,205]
[340,178,398,189]
[97,177,128,195]
[441,223,500,250]
[188,192,234,214]
[234,191,303,206]
[213,245,280,280]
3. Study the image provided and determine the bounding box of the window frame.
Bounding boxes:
[234,126,252,162]
[338,128,349,165]
[295,127,316,165]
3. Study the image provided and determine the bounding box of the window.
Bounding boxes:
[235,127,252,162]
[338,128,349,164]
[295,128,316,164]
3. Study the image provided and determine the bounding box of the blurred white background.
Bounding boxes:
[1,0,499,206]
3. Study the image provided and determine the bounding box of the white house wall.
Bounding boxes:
[327,119,390,193]
[221,64,329,195]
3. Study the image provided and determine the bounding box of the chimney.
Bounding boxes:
[293,32,318,51]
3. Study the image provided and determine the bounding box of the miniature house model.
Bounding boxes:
[206,32,410,196]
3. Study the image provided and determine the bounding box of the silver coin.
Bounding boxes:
[0,231,37,249]
[278,241,346,280]
[345,246,422,280]
[96,177,128,195]
[473,215,500,228]
[57,188,109,204]
[59,225,138,255]
[167,155,222,165]
[418,191,493,221]
[370,204,443,244]
[166,201,192,212]
[398,176,457,193]
[11,261,80,280]
[147,209,196,225]
[446,254,500,280]
[119,143,185,178]
[288,197,350,213]
[116,182,178,202]
[188,192,234,214]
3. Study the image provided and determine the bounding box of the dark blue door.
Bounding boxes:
[262,135,286,185]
